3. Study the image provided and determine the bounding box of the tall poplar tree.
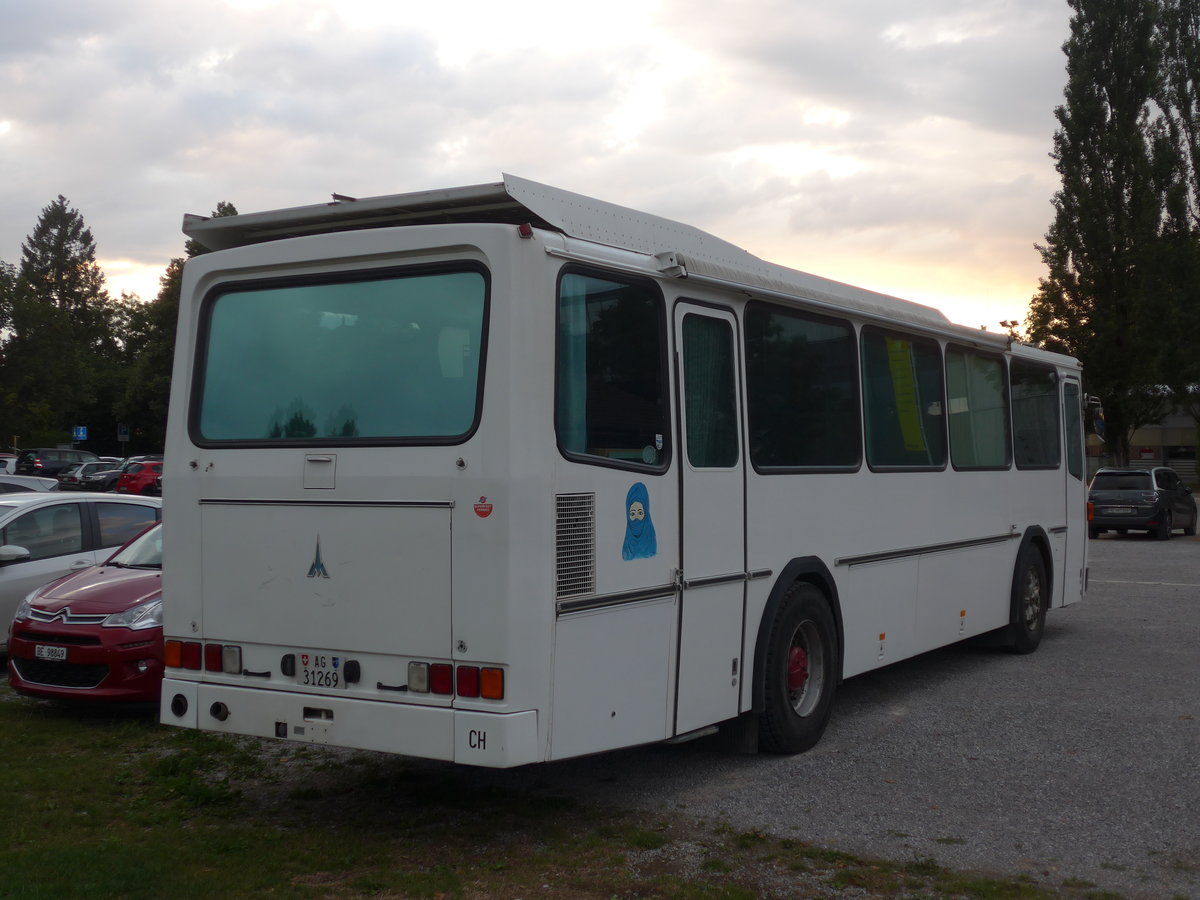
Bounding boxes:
[1028,0,1169,465]
[1157,0,1200,404]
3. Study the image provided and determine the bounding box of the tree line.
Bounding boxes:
[0,199,235,457]
[1030,0,1200,465]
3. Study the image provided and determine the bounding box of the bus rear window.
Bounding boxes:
[194,267,487,444]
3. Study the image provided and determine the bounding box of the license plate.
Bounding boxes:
[1104,507,1134,515]
[35,645,67,661]
[297,652,345,689]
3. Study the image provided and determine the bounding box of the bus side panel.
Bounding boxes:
[913,545,1012,654]
[549,598,675,760]
[838,559,918,678]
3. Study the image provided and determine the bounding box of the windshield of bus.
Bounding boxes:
[194,267,487,444]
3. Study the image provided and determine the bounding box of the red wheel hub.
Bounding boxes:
[787,645,809,692]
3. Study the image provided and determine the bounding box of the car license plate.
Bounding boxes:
[34,645,67,661]
[297,652,345,689]
[1104,507,1134,515]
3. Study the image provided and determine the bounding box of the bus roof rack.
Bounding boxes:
[184,174,1007,343]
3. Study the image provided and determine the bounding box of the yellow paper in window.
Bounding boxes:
[885,337,927,453]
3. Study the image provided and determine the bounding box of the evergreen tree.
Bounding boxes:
[1,197,115,447]
[1027,0,1168,465]
[117,202,238,450]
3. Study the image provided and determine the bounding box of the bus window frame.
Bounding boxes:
[859,324,949,473]
[553,264,672,474]
[743,299,863,476]
[944,343,1013,472]
[1009,359,1062,471]
[188,261,491,449]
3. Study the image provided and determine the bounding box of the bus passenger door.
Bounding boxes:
[673,303,746,735]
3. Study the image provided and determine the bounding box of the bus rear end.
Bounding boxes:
[159,219,544,767]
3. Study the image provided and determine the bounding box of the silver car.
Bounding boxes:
[0,492,162,652]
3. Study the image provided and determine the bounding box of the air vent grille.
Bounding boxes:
[556,493,596,598]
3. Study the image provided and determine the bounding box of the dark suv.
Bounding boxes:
[15,448,100,478]
[1088,466,1198,540]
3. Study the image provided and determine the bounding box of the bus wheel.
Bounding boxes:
[758,583,837,754]
[1007,548,1047,655]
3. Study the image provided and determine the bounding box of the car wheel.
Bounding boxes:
[758,582,838,754]
[1089,527,1101,539]
[1007,546,1047,655]
[1155,512,1173,541]
[1185,504,1197,537]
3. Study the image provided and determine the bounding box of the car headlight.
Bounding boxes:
[13,587,46,622]
[103,597,163,630]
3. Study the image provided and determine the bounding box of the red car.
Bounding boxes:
[7,523,163,704]
[115,460,163,495]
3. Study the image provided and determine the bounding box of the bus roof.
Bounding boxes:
[181,174,1052,354]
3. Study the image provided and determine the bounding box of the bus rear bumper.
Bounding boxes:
[160,678,541,768]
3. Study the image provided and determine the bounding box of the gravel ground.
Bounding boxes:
[455,533,1200,899]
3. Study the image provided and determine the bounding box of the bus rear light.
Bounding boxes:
[222,645,242,674]
[480,667,504,700]
[204,643,223,671]
[165,640,203,670]
[403,661,503,698]
[407,661,429,693]
[430,663,453,695]
[456,666,480,698]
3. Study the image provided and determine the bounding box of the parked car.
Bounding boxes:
[0,454,16,473]
[77,464,125,492]
[0,492,162,652]
[115,460,164,496]
[1088,466,1198,540]
[0,476,59,494]
[8,522,163,704]
[57,461,118,490]
[15,448,100,478]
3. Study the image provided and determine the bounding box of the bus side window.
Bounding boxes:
[556,270,669,468]
[1011,361,1061,469]
[861,327,946,470]
[945,347,1010,470]
[744,302,860,470]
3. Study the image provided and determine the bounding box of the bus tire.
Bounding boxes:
[758,582,838,754]
[1007,546,1047,655]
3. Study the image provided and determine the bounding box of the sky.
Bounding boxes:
[0,0,1072,332]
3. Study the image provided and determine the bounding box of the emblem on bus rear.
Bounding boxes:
[307,537,330,578]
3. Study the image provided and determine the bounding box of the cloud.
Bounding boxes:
[0,0,1069,328]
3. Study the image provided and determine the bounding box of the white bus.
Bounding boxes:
[160,175,1087,767]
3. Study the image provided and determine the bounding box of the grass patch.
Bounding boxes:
[0,685,1139,899]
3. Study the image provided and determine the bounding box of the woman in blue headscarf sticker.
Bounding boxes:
[622,482,657,560]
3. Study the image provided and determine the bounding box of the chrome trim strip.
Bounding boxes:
[556,582,677,615]
[199,499,454,509]
[835,533,1018,568]
[1049,525,1069,535]
[747,568,773,581]
[682,572,749,589]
